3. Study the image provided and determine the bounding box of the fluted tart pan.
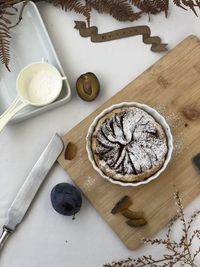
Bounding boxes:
[86,102,173,187]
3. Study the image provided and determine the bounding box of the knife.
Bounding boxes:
[0,133,64,251]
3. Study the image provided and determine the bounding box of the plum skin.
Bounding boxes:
[51,183,82,216]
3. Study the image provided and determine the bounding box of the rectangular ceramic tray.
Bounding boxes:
[0,1,71,124]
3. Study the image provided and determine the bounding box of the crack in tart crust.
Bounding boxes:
[91,106,168,183]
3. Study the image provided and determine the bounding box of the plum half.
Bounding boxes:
[76,72,100,101]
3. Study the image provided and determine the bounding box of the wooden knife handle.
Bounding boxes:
[0,226,13,251]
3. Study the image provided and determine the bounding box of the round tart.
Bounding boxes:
[87,103,172,185]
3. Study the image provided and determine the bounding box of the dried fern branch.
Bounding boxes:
[0,0,30,70]
[0,7,16,71]
[173,0,200,16]
[87,0,142,24]
[130,0,169,17]
[104,192,200,267]
[49,0,91,25]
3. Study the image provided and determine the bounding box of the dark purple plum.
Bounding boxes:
[51,183,82,216]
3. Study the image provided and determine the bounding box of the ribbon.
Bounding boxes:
[74,21,168,53]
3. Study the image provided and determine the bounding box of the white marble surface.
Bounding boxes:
[0,2,200,267]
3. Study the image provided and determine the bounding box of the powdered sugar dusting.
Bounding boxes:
[154,105,181,129]
[154,104,187,157]
[82,176,97,192]
[94,107,168,177]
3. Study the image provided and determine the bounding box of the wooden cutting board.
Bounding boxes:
[58,35,200,250]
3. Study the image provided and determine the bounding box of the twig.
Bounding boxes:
[104,191,200,267]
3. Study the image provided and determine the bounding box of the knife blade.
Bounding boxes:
[0,133,64,251]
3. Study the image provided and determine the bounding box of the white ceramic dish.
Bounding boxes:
[0,1,71,124]
[86,102,173,187]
